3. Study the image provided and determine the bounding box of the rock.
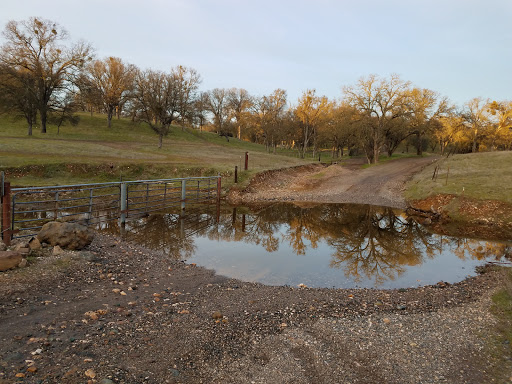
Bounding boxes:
[0,251,22,271]
[0,240,6,251]
[53,245,65,256]
[99,379,115,384]
[84,368,96,378]
[37,221,94,250]
[18,258,28,268]
[212,311,223,319]
[28,237,41,250]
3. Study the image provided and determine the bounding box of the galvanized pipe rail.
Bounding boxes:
[1,176,221,245]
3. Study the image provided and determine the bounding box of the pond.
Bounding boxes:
[110,203,511,289]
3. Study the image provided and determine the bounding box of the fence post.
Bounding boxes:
[2,182,11,245]
[217,175,221,203]
[245,152,248,170]
[234,166,238,183]
[54,192,60,220]
[181,179,186,212]
[120,182,127,226]
[88,189,94,222]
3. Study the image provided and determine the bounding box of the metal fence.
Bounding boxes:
[0,176,221,244]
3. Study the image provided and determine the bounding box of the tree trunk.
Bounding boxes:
[40,108,47,133]
[27,121,33,136]
[472,129,478,153]
[416,132,423,156]
[107,107,114,128]
[158,133,163,148]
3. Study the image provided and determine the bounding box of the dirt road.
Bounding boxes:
[233,156,438,208]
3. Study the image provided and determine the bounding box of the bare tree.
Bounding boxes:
[294,89,330,158]
[227,88,253,139]
[87,57,137,128]
[205,88,230,139]
[0,17,92,133]
[173,65,201,130]
[133,69,178,148]
[0,64,38,135]
[343,74,411,163]
[462,97,490,153]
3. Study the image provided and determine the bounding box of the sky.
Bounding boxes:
[1,0,511,107]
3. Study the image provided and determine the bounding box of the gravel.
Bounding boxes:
[0,233,506,383]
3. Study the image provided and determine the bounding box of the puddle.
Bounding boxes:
[110,203,511,289]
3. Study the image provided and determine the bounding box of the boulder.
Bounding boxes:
[37,222,94,251]
[28,237,41,250]
[0,251,22,271]
[0,240,6,252]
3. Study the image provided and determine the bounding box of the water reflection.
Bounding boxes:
[109,203,511,288]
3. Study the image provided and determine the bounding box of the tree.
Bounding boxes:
[343,74,411,163]
[0,64,38,135]
[133,69,177,148]
[434,112,465,155]
[205,88,230,139]
[406,88,449,156]
[173,65,201,130]
[192,91,210,132]
[253,89,287,152]
[462,97,490,153]
[226,88,253,139]
[87,57,137,128]
[0,17,92,133]
[294,89,330,158]
[486,100,512,150]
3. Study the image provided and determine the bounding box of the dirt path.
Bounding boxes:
[233,156,438,208]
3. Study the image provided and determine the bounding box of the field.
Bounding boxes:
[0,113,312,187]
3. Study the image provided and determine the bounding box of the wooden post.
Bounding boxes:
[2,182,11,245]
[234,166,238,183]
[216,176,221,203]
[244,152,248,170]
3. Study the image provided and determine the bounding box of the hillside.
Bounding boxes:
[0,113,309,187]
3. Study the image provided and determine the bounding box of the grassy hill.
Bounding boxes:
[406,151,512,204]
[0,113,311,187]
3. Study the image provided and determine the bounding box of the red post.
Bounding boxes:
[2,182,11,246]
[244,152,248,170]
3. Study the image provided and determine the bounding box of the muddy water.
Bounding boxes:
[112,203,511,289]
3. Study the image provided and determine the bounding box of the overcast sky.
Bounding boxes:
[1,0,511,107]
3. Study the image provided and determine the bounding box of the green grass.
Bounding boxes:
[361,152,427,169]
[405,152,512,203]
[489,268,512,382]
[0,113,312,187]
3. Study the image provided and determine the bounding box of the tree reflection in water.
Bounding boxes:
[107,203,511,287]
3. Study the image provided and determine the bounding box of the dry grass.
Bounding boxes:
[0,113,310,186]
[405,152,512,204]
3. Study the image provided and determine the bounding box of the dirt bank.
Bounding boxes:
[0,235,505,383]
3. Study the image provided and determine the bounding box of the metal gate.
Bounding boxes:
[0,175,221,244]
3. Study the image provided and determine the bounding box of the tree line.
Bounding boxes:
[1,17,511,161]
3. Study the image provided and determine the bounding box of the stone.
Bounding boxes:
[37,221,94,250]
[212,311,223,320]
[18,258,28,268]
[53,245,65,256]
[0,251,22,271]
[28,237,41,250]
[84,369,96,378]
[0,240,6,251]
[99,379,115,384]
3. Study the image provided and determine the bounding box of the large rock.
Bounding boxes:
[0,251,22,271]
[37,222,94,250]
